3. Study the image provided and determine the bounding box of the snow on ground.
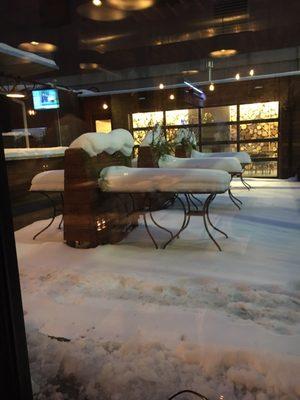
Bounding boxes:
[15,179,300,400]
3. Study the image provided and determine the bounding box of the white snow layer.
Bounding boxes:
[159,155,242,173]
[30,170,64,192]
[191,150,252,165]
[15,179,300,400]
[69,129,134,157]
[4,147,67,160]
[99,166,231,193]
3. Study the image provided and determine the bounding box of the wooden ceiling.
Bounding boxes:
[0,0,299,78]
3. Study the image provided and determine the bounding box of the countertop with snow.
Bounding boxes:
[5,147,67,160]
[15,178,300,400]
[99,166,231,193]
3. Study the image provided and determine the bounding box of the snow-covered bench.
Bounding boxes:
[99,166,231,250]
[191,149,252,190]
[158,154,244,209]
[29,170,64,239]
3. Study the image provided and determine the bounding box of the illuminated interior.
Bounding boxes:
[131,101,279,177]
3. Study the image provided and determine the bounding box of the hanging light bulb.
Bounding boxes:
[159,83,164,89]
[28,109,36,116]
[169,94,175,100]
[102,103,108,110]
[92,0,102,6]
[249,69,254,76]
[209,82,215,91]
[235,73,240,80]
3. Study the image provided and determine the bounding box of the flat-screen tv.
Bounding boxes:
[32,89,60,110]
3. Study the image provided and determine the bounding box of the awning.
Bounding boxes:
[0,43,58,77]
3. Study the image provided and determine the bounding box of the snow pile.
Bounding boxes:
[69,129,134,157]
[27,325,300,400]
[99,166,231,193]
[191,150,252,165]
[15,179,300,399]
[140,124,165,147]
[4,147,67,160]
[159,155,242,173]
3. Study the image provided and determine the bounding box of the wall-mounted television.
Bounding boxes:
[32,89,60,110]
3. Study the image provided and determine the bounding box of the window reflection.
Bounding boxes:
[132,111,164,128]
[201,105,237,123]
[240,101,279,120]
[201,124,237,142]
[165,109,198,125]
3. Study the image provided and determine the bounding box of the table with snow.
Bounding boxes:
[30,169,64,239]
[66,131,231,249]
[137,131,244,210]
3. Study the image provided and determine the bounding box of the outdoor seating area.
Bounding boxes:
[1,2,300,399]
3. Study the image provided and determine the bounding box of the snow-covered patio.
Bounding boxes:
[16,179,300,400]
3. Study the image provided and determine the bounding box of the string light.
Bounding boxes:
[169,94,175,100]
[235,73,240,80]
[28,109,36,116]
[209,83,215,91]
[249,69,255,76]
[102,103,108,110]
[159,83,164,89]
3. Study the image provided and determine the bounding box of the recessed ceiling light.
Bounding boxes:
[92,0,102,6]
[159,83,164,89]
[19,42,57,53]
[79,63,101,70]
[107,0,155,11]
[6,93,26,98]
[209,49,237,58]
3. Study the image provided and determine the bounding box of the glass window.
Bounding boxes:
[95,119,112,133]
[165,109,198,125]
[201,124,237,142]
[166,127,199,143]
[133,130,148,145]
[244,161,278,177]
[240,101,279,121]
[240,142,278,158]
[201,105,237,123]
[202,143,237,153]
[132,111,163,128]
[240,122,278,141]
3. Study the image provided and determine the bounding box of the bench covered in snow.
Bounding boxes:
[30,170,64,192]
[158,155,242,174]
[191,149,251,165]
[99,166,231,194]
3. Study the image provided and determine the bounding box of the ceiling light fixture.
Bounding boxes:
[102,103,109,110]
[79,63,100,70]
[159,83,164,89]
[107,0,155,11]
[169,94,175,100]
[92,0,102,6]
[209,49,237,58]
[249,69,255,76]
[209,83,215,91]
[6,93,26,98]
[235,73,240,80]
[182,69,199,75]
[28,109,36,116]
[19,42,57,53]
